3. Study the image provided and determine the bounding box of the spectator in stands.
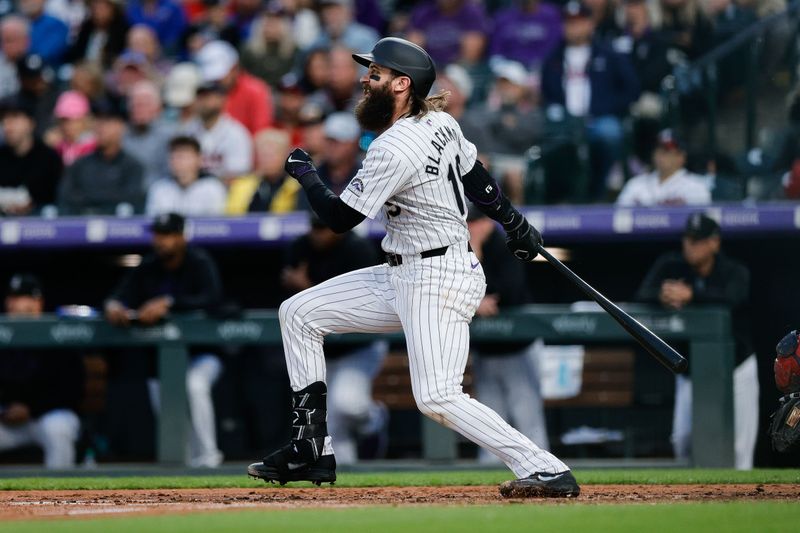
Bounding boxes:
[299,47,330,96]
[616,129,711,206]
[239,3,299,89]
[124,80,176,188]
[0,96,63,216]
[66,0,129,70]
[107,50,156,103]
[614,0,672,95]
[146,135,226,216]
[635,213,758,470]
[0,274,85,469]
[105,212,225,468]
[59,102,146,215]
[282,214,387,465]
[46,90,97,167]
[15,54,59,137]
[125,0,188,55]
[653,0,714,60]
[300,112,328,163]
[0,15,30,100]
[163,62,201,127]
[226,128,301,214]
[39,2,86,47]
[406,0,489,66]
[306,45,361,114]
[69,61,109,110]
[312,0,380,54]
[183,0,240,56]
[489,0,563,71]
[315,112,362,195]
[613,0,673,164]
[483,59,544,203]
[194,40,273,135]
[126,24,174,77]
[541,1,640,200]
[437,63,491,162]
[467,206,550,462]
[181,79,253,182]
[273,73,308,146]
[273,0,320,50]
[20,0,69,66]
[230,0,263,40]
[584,0,622,41]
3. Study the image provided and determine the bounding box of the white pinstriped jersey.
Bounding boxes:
[339,111,478,255]
[280,112,570,477]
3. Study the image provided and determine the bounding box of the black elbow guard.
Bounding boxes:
[462,161,516,223]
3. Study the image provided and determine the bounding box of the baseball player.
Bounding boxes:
[248,37,579,498]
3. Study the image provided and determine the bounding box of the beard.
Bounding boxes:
[355,83,395,132]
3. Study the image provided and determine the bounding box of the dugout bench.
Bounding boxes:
[0,306,734,467]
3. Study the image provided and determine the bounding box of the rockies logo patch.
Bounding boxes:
[348,177,364,197]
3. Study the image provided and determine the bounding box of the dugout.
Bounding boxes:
[0,205,797,468]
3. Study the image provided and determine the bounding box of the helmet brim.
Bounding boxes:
[352,53,374,69]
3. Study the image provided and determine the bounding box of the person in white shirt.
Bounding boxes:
[0,16,30,100]
[146,135,227,216]
[616,129,711,207]
[181,81,252,182]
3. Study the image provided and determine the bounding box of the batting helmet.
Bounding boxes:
[353,38,437,98]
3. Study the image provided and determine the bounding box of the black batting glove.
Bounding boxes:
[505,217,543,262]
[285,148,317,180]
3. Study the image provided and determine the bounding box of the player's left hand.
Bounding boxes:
[506,218,543,262]
[285,148,317,180]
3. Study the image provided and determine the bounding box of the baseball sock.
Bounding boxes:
[291,381,334,460]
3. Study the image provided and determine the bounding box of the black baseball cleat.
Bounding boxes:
[248,444,336,486]
[499,471,580,498]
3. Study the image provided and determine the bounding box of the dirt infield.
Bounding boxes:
[0,484,797,519]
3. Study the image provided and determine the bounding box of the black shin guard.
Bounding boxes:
[290,381,329,462]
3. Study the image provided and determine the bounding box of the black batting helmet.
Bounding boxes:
[353,37,437,98]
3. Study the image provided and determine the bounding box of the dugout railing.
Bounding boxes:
[0,306,734,468]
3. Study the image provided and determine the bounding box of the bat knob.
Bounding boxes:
[673,357,689,374]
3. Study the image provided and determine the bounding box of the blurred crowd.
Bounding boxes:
[0,0,798,217]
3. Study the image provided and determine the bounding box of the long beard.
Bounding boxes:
[355,84,395,132]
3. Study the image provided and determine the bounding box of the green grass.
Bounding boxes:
[2,502,800,533]
[0,469,798,491]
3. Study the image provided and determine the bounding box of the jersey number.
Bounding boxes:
[447,155,465,215]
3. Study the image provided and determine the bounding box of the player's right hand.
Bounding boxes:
[285,148,317,180]
[506,219,543,262]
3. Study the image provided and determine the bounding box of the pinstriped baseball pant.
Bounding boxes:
[279,243,569,476]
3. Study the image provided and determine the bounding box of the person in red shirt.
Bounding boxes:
[194,39,273,135]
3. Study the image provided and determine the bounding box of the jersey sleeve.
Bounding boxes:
[339,144,411,219]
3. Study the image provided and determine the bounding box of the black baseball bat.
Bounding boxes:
[536,245,688,374]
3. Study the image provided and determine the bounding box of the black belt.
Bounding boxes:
[385,243,472,267]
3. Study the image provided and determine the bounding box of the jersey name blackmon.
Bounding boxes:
[340,111,477,255]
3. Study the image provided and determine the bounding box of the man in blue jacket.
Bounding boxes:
[541,1,640,200]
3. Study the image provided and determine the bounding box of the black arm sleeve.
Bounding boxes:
[461,161,526,234]
[297,171,366,233]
